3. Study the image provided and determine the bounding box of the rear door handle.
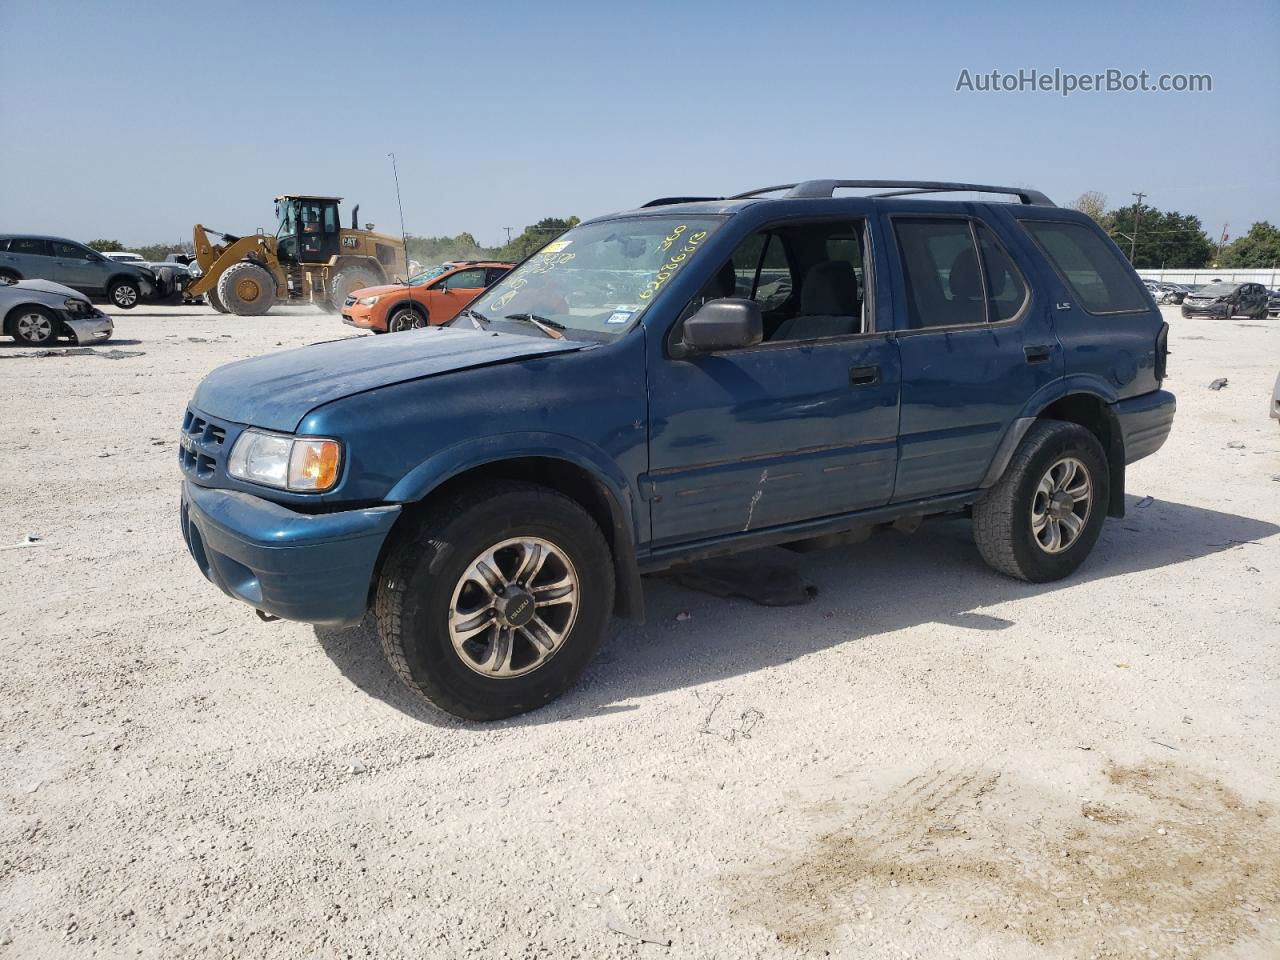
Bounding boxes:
[849,364,880,386]
[1024,345,1052,364]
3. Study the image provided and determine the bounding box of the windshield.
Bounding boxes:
[406,263,453,287]
[1197,282,1239,296]
[453,215,724,339]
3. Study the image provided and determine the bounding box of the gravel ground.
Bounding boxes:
[0,304,1277,959]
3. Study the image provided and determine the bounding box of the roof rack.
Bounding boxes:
[641,196,723,208]
[726,180,1054,206]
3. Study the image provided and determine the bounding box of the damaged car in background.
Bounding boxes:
[0,278,113,346]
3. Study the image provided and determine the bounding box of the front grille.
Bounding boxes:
[179,408,228,480]
[344,295,358,307]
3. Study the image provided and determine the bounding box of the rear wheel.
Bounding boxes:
[108,279,140,309]
[10,305,60,346]
[375,480,614,720]
[0,269,19,286]
[387,304,427,332]
[328,266,380,313]
[216,262,276,316]
[973,420,1109,582]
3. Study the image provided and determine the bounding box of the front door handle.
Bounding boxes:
[849,364,880,386]
[1024,344,1052,364]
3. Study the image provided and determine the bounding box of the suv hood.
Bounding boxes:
[192,326,587,432]
[349,282,408,298]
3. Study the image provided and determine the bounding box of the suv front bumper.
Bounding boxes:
[180,479,400,626]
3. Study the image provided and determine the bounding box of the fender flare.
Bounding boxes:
[980,379,1126,517]
[386,432,645,620]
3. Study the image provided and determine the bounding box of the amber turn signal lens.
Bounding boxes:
[287,439,342,492]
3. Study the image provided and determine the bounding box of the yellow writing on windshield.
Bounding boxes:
[639,229,707,301]
[486,250,577,311]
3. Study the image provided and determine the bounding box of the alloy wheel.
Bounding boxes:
[447,537,579,678]
[16,311,53,343]
[1031,456,1092,554]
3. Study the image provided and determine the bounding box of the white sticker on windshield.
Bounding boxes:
[542,240,572,254]
[606,310,633,325]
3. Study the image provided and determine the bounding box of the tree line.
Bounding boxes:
[1070,191,1279,269]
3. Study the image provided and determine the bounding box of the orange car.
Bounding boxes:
[341,260,514,333]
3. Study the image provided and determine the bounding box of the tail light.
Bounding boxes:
[1155,322,1169,381]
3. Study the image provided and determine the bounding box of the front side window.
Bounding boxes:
[440,267,486,289]
[1021,219,1148,314]
[683,220,870,343]
[460,215,724,340]
[52,241,95,261]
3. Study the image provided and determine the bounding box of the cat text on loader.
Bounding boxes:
[186,196,408,316]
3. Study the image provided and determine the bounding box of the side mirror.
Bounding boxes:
[676,299,763,356]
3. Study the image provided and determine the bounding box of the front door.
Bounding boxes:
[296,200,341,264]
[429,266,488,324]
[886,210,1060,502]
[51,240,107,293]
[647,218,901,546]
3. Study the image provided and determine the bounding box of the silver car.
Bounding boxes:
[0,278,113,346]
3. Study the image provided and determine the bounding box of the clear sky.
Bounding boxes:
[1,0,1276,248]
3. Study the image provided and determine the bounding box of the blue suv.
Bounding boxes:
[179,180,1175,719]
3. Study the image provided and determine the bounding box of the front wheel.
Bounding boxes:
[375,481,615,720]
[387,304,427,332]
[108,279,140,309]
[11,305,60,346]
[973,420,1109,582]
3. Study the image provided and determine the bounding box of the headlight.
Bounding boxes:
[63,297,90,314]
[226,429,342,492]
[358,295,380,306]
[187,262,203,278]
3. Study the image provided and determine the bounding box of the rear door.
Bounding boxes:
[887,207,1060,501]
[6,238,57,282]
[647,214,901,545]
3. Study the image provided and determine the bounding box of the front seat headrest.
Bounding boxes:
[800,260,859,316]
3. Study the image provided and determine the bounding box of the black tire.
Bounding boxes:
[0,269,19,286]
[375,480,615,721]
[386,303,427,333]
[973,420,1110,583]
[108,278,141,310]
[206,288,228,314]
[216,262,276,316]
[328,265,381,313]
[8,304,61,346]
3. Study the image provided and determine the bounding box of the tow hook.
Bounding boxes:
[255,609,281,623]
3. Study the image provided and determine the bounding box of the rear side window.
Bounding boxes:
[9,238,52,257]
[1021,220,1148,314]
[894,219,987,328]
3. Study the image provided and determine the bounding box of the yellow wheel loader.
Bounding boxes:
[187,196,408,316]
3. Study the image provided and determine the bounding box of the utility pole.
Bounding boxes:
[503,227,513,244]
[1129,191,1146,263]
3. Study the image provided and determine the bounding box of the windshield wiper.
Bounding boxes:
[458,308,489,330]
[504,312,565,339]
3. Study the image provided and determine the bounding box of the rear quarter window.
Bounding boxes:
[1020,220,1149,314]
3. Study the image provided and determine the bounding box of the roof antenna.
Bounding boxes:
[388,152,411,283]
